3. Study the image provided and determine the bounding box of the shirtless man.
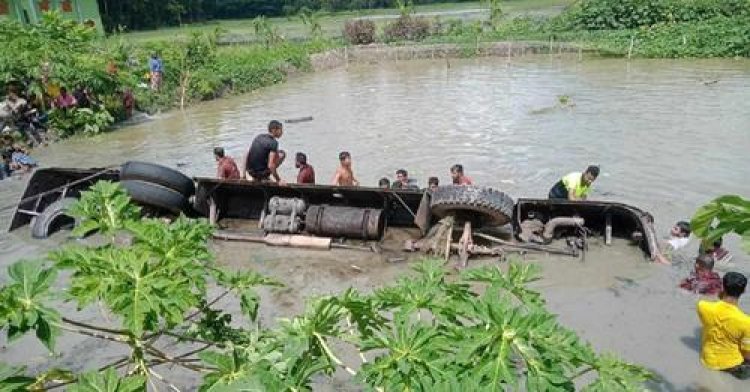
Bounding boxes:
[332,151,359,186]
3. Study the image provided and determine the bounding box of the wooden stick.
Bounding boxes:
[473,232,578,257]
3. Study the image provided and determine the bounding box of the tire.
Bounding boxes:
[31,198,79,239]
[121,180,190,215]
[430,185,514,227]
[120,161,195,197]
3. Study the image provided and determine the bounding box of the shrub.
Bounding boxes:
[48,106,115,137]
[560,0,750,30]
[384,16,432,42]
[343,19,377,45]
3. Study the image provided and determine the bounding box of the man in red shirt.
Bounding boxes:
[680,254,723,296]
[214,147,240,180]
[295,152,315,184]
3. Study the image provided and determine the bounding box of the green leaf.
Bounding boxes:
[0,363,35,392]
[68,367,145,392]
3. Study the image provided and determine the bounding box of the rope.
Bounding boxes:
[0,166,120,213]
[387,190,417,219]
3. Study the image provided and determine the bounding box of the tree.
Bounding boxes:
[691,195,750,252]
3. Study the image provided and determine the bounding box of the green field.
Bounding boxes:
[117,0,573,43]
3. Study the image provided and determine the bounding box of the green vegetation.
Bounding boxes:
[0,12,333,138]
[0,181,651,390]
[691,195,750,253]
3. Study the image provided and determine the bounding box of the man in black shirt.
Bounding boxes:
[245,120,284,183]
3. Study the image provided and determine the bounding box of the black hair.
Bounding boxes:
[339,151,351,161]
[213,147,225,158]
[428,177,439,186]
[723,272,747,298]
[675,221,691,236]
[1,150,11,160]
[296,152,307,165]
[396,169,407,177]
[278,149,286,157]
[268,120,283,131]
[378,177,390,187]
[585,165,600,177]
[713,237,723,248]
[450,164,464,174]
[696,254,715,271]
[60,86,68,94]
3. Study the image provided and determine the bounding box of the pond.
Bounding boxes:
[1,55,749,390]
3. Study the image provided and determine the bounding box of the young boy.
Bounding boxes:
[450,164,473,185]
[680,254,722,296]
[332,151,359,186]
[428,177,439,192]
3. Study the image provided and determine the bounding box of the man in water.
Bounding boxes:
[654,220,692,265]
[428,177,439,192]
[667,221,691,251]
[680,254,722,296]
[548,165,600,200]
[332,151,358,186]
[697,272,750,379]
[450,164,473,185]
[392,169,418,189]
[245,120,284,183]
[295,152,315,184]
[214,147,240,180]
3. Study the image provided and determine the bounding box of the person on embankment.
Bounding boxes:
[548,165,599,200]
[244,120,285,184]
[697,272,750,379]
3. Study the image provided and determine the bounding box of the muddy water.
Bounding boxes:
[1,56,750,390]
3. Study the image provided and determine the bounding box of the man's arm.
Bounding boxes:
[268,151,281,183]
[240,151,248,179]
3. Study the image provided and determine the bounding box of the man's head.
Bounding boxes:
[695,254,715,273]
[339,151,352,167]
[268,120,283,138]
[274,150,287,168]
[151,53,158,59]
[450,164,464,182]
[428,177,439,191]
[582,165,600,186]
[295,152,307,168]
[6,86,19,100]
[396,169,408,184]
[722,272,747,298]
[378,177,390,189]
[670,221,691,238]
[60,87,68,96]
[213,147,225,161]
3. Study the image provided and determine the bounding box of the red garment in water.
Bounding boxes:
[680,270,723,296]
[297,164,315,184]
[217,157,240,179]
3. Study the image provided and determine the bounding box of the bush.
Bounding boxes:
[560,0,750,30]
[48,106,115,137]
[343,19,377,45]
[384,16,432,42]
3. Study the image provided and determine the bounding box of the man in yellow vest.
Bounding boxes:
[548,166,599,200]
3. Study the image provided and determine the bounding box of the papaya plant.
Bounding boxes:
[0,181,651,390]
